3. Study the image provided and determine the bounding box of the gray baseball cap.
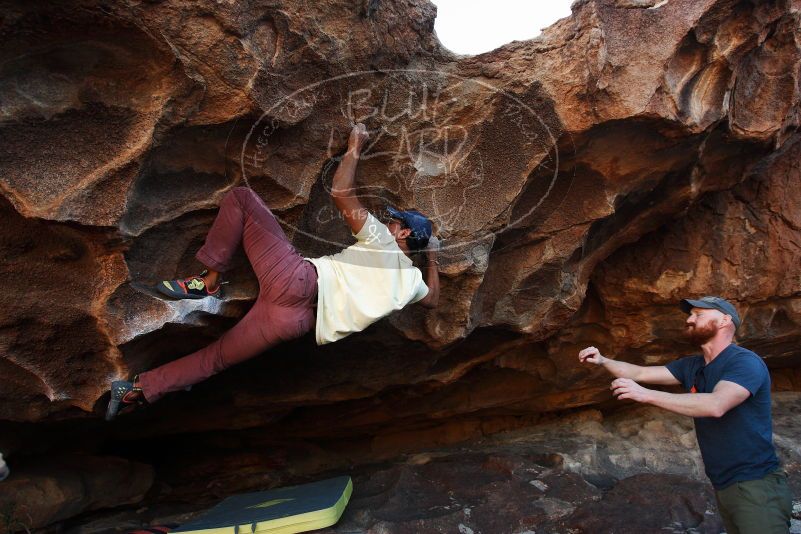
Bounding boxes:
[680,296,741,330]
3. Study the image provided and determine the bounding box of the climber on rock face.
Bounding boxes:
[579,296,791,534]
[106,122,440,420]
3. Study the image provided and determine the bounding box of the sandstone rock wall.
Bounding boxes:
[2,0,799,422]
[2,0,801,529]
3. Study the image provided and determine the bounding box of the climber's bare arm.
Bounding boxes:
[331,123,369,235]
[417,237,440,308]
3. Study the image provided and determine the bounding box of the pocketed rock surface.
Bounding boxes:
[1,0,801,530]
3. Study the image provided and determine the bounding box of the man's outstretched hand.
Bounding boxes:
[348,123,369,156]
[578,346,605,365]
[611,378,651,403]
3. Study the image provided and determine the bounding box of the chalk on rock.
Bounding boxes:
[0,453,8,481]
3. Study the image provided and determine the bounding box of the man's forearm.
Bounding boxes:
[423,255,440,306]
[645,390,722,418]
[331,151,359,196]
[599,357,644,380]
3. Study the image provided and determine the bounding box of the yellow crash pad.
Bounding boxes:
[171,476,353,534]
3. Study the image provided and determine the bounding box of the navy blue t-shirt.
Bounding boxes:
[666,344,779,489]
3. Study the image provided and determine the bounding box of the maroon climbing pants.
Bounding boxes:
[138,187,317,402]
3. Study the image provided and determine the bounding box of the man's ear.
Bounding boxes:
[398,228,412,240]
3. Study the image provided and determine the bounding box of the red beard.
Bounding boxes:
[685,320,718,345]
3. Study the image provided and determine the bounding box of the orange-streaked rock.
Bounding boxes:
[1,0,801,526]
